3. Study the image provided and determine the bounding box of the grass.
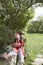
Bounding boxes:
[24,33,43,64]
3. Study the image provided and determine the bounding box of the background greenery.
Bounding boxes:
[27,16,43,33]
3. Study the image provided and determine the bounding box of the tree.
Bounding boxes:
[27,16,43,33]
[0,0,35,30]
[0,0,43,49]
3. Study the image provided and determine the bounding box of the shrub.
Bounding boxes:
[27,20,43,33]
[39,22,43,33]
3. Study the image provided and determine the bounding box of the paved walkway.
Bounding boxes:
[32,54,43,65]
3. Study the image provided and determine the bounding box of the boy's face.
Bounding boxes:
[15,33,20,39]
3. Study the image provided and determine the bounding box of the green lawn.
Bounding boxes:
[25,33,43,63]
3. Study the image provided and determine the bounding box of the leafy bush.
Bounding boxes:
[39,22,43,33]
[0,24,14,49]
[27,20,43,33]
[0,0,34,31]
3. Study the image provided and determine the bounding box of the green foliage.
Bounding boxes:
[0,0,34,48]
[0,0,34,30]
[27,19,43,33]
[0,24,14,49]
[39,22,43,33]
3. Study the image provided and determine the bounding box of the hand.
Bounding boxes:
[14,43,19,46]
[14,43,21,47]
[2,52,8,59]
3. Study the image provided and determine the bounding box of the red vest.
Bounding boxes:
[13,38,24,50]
